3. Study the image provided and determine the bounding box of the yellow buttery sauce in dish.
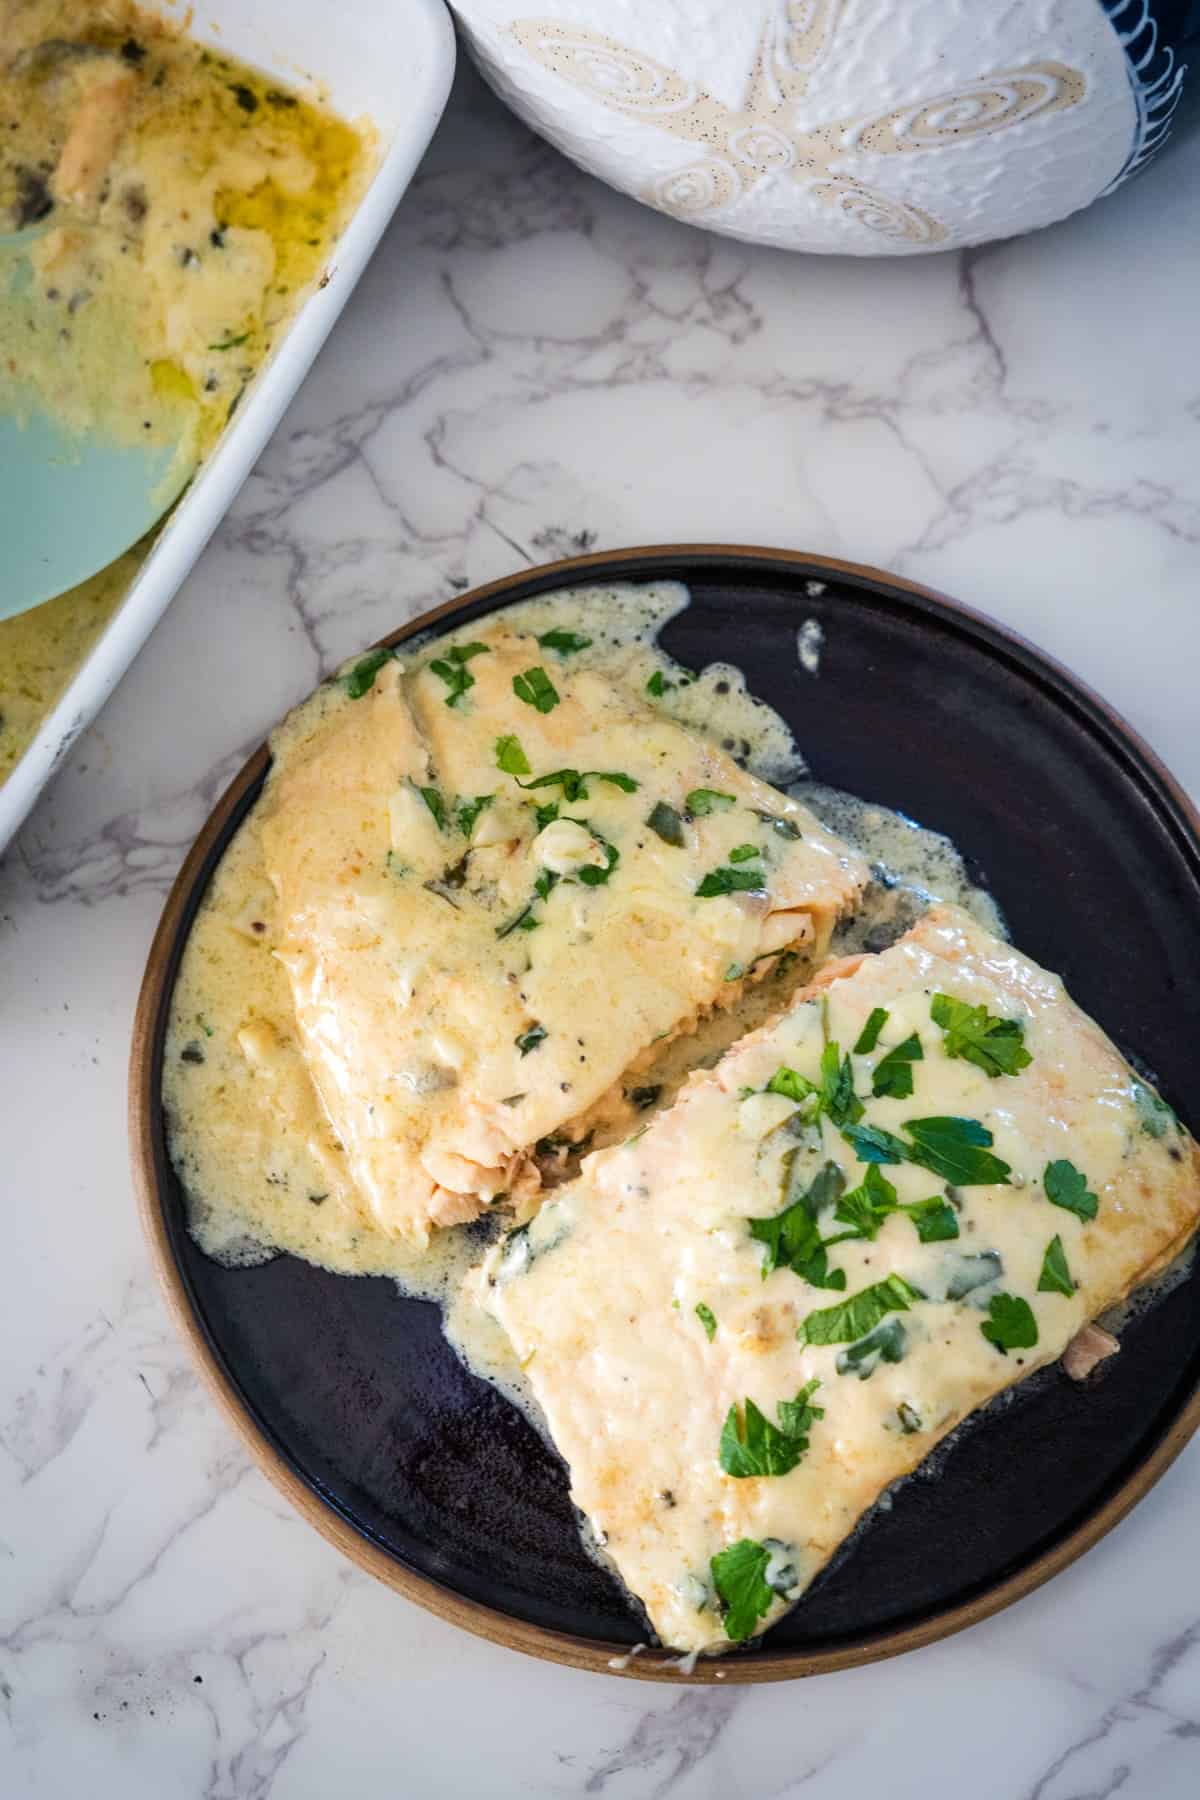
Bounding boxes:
[0,0,371,781]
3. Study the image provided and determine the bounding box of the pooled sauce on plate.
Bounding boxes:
[0,0,370,778]
[164,580,1001,1416]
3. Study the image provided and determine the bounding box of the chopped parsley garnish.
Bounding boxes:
[897,1402,923,1434]
[752,809,802,841]
[495,734,531,776]
[430,641,489,707]
[836,1317,907,1380]
[646,670,670,697]
[456,794,493,837]
[766,1066,819,1106]
[930,993,1032,1078]
[726,962,745,981]
[343,646,395,698]
[980,1292,1038,1354]
[729,843,761,863]
[534,800,559,831]
[1043,1158,1099,1220]
[902,1194,960,1244]
[695,1302,717,1341]
[831,1164,896,1240]
[496,903,537,939]
[515,1023,548,1056]
[748,1160,847,1290]
[871,1032,923,1100]
[512,666,560,714]
[944,1250,1003,1300]
[830,1166,958,1245]
[1132,1081,1176,1138]
[1038,1234,1075,1296]
[571,829,619,886]
[795,1274,920,1347]
[854,1008,889,1055]
[719,1381,823,1480]
[902,1116,1012,1187]
[418,785,447,830]
[841,1122,909,1165]
[710,1539,774,1642]
[819,1041,864,1129]
[686,789,736,816]
[515,768,638,801]
[695,866,767,898]
[842,1116,1009,1188]
[646,801,684,845]
[534,870,558,902]
[537,628,591,655]
[209,331,249,351]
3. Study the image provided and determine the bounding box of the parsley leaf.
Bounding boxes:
[537,628,591,655]
[647,801,684,846]
[646,670,669,697]
[430,641,489,707]
[931,993,1032,1078]
[944,1250,1003,1300]
[766,1066,819,1106]
[343,647,394,698]
[897,1402,923,1434]
[748,1160,847,1290]
[819,1042,864,1129]
[729,843,761,864]
[516,768,638,801]
[695,1302,717,1341]
[902,1194,960,1244]
[776,1379,824,1439]
[1133,1081,1176,1138]
[720,1380,824,1480]
[831,1168,958,1246]
[1038,1234,1075,1296]
[872,1032,924,1100]
[836,1316,907,1380]
[710,1539,773,1642]
[512,666,560,714]
[686,788,736,816]
[832,1164,896,1240]
[980,1292,1038,1354]
[854,1008,889,1055]
[515,1023,547,1056]
[495,734,531,776]
[534,800,559,831]
[841,1122,909,1165]
[720,1399,804,1479]
[419,786,447,831]
[796,1274,920,1347]
[696,866,768,898]
[570,829,619,887]
[456,794,493,837]
[1043,1158,1099,1220]
[903,1117,1012,1186]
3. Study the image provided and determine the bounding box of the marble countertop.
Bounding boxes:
[4,55,1200,1800]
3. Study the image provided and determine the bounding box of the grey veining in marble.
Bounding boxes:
[2,56,1199,1800]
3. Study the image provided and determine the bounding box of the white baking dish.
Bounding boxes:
[0,0,455,851]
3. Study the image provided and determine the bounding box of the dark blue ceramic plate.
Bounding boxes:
[132,547,1200,1682]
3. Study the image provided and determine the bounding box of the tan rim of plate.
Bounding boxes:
[129,544,1200,1683]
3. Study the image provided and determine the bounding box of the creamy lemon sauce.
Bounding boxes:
[0,0,370,778]
[164,580,1000,1416]
[482,906,1197,1655]
[162,581,1198,1654]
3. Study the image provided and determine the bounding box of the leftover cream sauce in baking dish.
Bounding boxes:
[161,580,1199,1653]
[0,0,370,778]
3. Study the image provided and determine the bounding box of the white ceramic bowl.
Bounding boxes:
[450,0,1189,254]
[0,0,455,852]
